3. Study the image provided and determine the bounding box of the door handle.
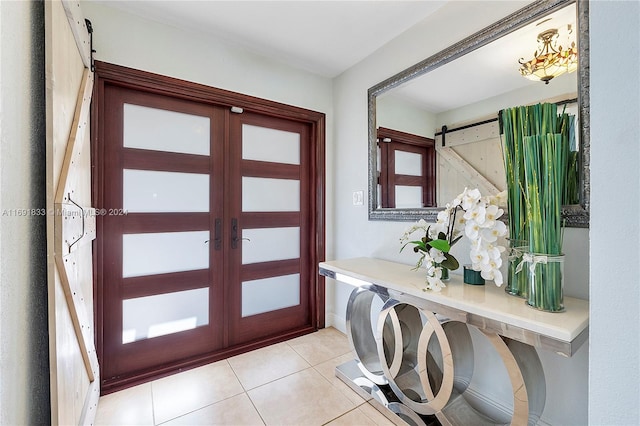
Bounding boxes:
[214,218,222,250]
[231,218,238,249]
[231,218,250,249]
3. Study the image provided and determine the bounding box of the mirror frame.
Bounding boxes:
[368,0,589,228]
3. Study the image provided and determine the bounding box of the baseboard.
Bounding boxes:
[463,385,552,426]
[326,312,346,334]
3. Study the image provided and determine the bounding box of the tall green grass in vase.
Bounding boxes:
[564,115,580,205]
[500,107,529,297]
[522,103,566,312]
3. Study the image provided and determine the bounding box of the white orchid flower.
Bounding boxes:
[461,188,481,210]
[481,258,500,274]
[484,243,503,261]
[425,262,440,278]
[463,204,486,224]
[488,190,508,207]
[465,221,481,240]
[426,277,444,292]
[429,247,446,264]
[401,218,431,243]
[471,247,490,266]
[480,227,498,243]
[425,264,445,292]
[401,188,507,291]
[451,192,464,207]
[481,266,504,286]
[492,219,507,236]
[485,204,504,221]
[436,209,449,223]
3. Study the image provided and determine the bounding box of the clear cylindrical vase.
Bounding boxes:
[505,239,528,298]
[525,253,565,312]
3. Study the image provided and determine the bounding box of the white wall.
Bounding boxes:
[0,1,50,424]
[435,73,576,126]
[331,1,590,424]
[589,1,640,425]
[82,2,333,114]
[376,95,436,138]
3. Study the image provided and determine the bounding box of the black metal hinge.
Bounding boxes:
[85,19,96,72]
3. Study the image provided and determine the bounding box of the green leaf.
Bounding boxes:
[427,239,450,252]
[400,240,427,253]
[441,253,460,271]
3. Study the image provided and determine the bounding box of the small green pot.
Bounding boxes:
[463,265,485,285]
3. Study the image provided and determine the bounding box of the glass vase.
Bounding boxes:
[463,265,484,285]
[505,239,528,298]
[437,264,450,281]
[525,253,565,312]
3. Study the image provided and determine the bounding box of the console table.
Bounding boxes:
[319,258,589,426]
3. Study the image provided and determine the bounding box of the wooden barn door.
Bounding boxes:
[45,1,99,424]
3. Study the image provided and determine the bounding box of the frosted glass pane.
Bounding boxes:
[242,227,300,265]
[395,186,423,209]
[395,151,422,176]
[242,177,299,212]
[123,169,209,213]
[123,104,210,155]
[242,124,300,165]
[123,231,209,278]
[242,274,300,317]
[122,287,209,343]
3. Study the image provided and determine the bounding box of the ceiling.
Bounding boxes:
[89,1,578,115]
[88,0,448,78]
[386,2,578,114]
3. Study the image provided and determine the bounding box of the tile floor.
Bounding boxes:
[95,327,396,426]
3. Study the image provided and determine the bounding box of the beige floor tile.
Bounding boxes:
[358,402,397,426]
[314,353,369,406]
[228,341,311,390]
[94,382,154,426]
[160,393,265,425]
[325,407,379,426]
[247,368,357,426]
[152,360,245,424]
[288,327,352,366]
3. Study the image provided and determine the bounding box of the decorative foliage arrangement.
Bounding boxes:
[500,105,530,297]
[401,188,507,292]
[501,102,572,311]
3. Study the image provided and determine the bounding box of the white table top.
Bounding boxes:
[320,257,589,344]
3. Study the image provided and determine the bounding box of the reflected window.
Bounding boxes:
[377,127,436,208]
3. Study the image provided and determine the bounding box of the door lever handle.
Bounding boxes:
[214,218,222,250]
[231,218,238,249]
[231,219,250,249]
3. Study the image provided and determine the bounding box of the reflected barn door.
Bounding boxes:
[228,113,312,344]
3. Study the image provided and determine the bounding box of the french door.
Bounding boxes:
[94,62,324,393]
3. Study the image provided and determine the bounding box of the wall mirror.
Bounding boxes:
[368,0,589,227]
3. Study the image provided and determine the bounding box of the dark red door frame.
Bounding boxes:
[92,61,326,394]
[377,127,436,208]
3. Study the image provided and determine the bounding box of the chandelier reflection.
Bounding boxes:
[519,26,578,84]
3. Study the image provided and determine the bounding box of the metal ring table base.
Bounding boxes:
[340,285,546,426]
